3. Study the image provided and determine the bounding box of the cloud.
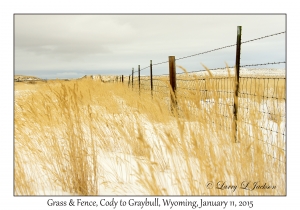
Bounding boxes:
[14,14,286,77]
[15,15,136,59]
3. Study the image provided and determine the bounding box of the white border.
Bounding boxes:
[2,1,298,209]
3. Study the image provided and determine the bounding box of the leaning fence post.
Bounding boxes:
[150,60,153,97]
[169,56,177,111]
[234,26,242,143]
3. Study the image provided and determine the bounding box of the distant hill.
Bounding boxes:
[188,68,285,78]
[15,75,42,81]
[79,75,119,82]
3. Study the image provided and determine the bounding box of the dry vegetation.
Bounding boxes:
[14,68,286,195]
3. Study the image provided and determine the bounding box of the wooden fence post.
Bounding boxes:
[128,75,131,87]
[150,60,153,97]
[132,68,134,90]
[169,56,177,111]
[122,75,124,83]
[138,65,140,93]
[234,26,242,143]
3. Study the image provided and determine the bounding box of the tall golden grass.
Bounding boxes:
[14,68,286,195]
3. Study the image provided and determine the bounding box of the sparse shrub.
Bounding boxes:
[27,80,36,84]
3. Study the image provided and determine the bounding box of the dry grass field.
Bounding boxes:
[14,68,286,195]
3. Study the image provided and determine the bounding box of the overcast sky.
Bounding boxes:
[15,14,286,79]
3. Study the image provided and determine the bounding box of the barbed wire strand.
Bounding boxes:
[175,61,286,75]
[241,31,285,44]
[128,31,285,76]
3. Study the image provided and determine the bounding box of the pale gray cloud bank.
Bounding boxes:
[15,14,286,79]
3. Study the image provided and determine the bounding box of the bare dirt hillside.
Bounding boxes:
[80,75,119,82]
[15,75,42,81]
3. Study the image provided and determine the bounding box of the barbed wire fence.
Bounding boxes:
[112,27,286,167]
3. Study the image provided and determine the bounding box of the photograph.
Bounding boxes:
[14,14,286,197]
